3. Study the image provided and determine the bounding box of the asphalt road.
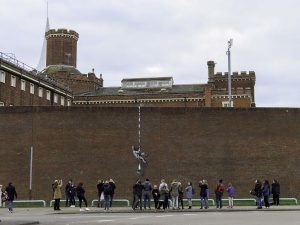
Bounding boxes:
[1,208,300,225]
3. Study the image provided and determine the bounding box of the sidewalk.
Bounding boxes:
[1,205,300,215]
[46,205,300,214]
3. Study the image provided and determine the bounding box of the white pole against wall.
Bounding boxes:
[29,146,33,199]
[227,39,233,107]
[138,105,141,147]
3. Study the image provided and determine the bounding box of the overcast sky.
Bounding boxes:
[1,0,300,107]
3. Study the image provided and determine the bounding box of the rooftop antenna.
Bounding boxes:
[226,38,233,107]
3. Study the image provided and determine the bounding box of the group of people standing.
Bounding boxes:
[52,178,116,211]
[131,178,236,210]
[0,178,281,212]
[96,179,116,211]
[250,179,281,209]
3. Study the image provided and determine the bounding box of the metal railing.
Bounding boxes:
[272,198,298,205]
[0,51,72,92]
[91,199,130,207]
[191,198,215,206]
[222,198,256,204]
[16,197,299,208]
[49,199,67,207]
[14,200,46,207]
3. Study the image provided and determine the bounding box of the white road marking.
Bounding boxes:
[96,219,114,223]
[155,215,174,218]
[59,215,131,219]
[183,213,198,216]
[67,219,115,224]
[129,216,152,220]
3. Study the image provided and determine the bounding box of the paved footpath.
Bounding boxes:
[0,206,300,225]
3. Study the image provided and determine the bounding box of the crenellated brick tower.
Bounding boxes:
[46,29,79,67]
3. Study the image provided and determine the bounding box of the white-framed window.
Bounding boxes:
[46,90,51,100]
[11,75,16,87]
[0,70,5,83]
[67,99,71,106]
[21,79,26,91]
[30,83,34,94]
[0,101,4,106]
[60,96,65,106]
[38,87,43,97]
[54,94,58,103]
[222,101,234,107]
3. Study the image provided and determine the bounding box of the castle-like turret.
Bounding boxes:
[45,29,79,67]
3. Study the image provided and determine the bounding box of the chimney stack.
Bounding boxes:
[207,61,215,82]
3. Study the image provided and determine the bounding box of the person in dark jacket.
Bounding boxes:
[199,180,209,209]
[271,179,280,206]
[97,180,104,207]
[262,180,270,208]
[5,182,17,213]
[143,178,152,209]
[76,182,90,211]
[65,179,73,207]
[152,185,160,209]
[132,179,144,210]
[250,179,263,209]
[109,179,116,207]
[178,182,184,209]
[69,183,76,207]
[102,180,112,210]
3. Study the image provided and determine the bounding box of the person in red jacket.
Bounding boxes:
[214,179,225,209]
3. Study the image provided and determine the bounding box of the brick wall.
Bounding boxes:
[0,71,52,106]
[0,107,299,201]
[0,61,72,106]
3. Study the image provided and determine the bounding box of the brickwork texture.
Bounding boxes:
[0,107,299,201]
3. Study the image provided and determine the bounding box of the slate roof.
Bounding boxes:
[41,65,82,75]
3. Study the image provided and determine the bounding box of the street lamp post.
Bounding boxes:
[227,39,233,107]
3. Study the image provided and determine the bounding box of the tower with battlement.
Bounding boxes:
[42,28,103,94]
[46,29,79,67]
[206,61,256,107]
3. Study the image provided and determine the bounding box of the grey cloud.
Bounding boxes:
[1,0,300,107]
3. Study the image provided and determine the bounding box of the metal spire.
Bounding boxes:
[36,1,50,71]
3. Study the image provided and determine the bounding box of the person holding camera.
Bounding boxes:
[52,179,63,211]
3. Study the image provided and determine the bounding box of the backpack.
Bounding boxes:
[144,182,152,192]
[103,185,111,195]
[215,184,224,194]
